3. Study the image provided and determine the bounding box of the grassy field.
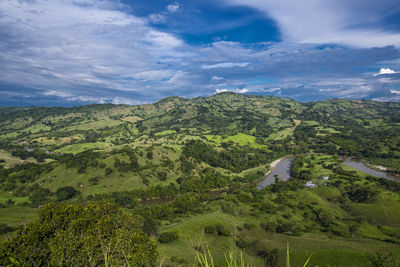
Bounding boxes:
[157,199,400,266]
[0,150,36,168]
[0,207,38,226]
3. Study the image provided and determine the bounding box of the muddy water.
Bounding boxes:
[343,159,400,182]
[258,157,294,189]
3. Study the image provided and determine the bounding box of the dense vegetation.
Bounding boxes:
[0,93,399,266]
[0,202,157,266]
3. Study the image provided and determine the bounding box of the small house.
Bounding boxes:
[305,181,316,188]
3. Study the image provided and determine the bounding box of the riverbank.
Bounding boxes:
[141,157,288,205]
[257,156,294,189]
[253,157,285,183]
[342,157,400,182]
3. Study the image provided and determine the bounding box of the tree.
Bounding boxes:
[0,202,157,266]
[29,186,50,207]
[56,186,79,201]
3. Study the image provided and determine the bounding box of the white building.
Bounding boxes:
[305,181,316,187]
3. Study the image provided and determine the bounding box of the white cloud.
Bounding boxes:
[215,89,229,93]
[149,13,167,24]
[112,97,141,105]
[214,88,248,94]
[237,88,249,93]
[211,76,224,81]
[43,90,72,98]
[201,62,249,69]
[66,96,108,103]
[225,0,400,48]
[390,89,400,95]
[0,0,139,27]
[263,88,281,93]
[0,0,183,100]
[374,68,397,76]
[145,30,182,49]
[167,2,181,13]
[148,2,180,24]
[167,71,187,84]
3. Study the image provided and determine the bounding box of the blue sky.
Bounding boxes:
[0,0,400,106]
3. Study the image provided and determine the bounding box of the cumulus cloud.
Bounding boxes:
[211,76,224,81]
[149,13,168,24]
[149,2,181,24]
[375,68,397,76]
[215,88,248,94]
[167,2,181,13]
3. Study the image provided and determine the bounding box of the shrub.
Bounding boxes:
[257,248,280,267]
[158,171,167,181]
[88,176,99,185]
[170,256,186,264]
[0,223,14,234]
[235,238,254,249]
[261,221,277,233]
[216,224,230,236]
[56,186,79,201]
[159,231,179,243]
[243,223,255,230]
[204,225,217,235]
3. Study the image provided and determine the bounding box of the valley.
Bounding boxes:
[0,93,400,266]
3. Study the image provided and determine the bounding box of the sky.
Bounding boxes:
[1,0,400,106]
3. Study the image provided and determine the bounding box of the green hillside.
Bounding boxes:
[0,93,400,266]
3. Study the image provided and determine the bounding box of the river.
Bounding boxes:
[258,156,400,189]
[258,157,294,189]
[343,158,400,182]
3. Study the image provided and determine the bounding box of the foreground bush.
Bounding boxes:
[0,202,157,266]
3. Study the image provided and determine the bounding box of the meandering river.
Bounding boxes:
[258,156,399,189]
[343,158,400,182]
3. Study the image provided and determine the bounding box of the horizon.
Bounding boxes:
[0,92,390,108]
[1,0,400,106]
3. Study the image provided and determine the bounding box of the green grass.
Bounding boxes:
[157,205,400,267]
[222,133,266,148]
[39,164,146,197]
[349,192,400,227]
[0,150,35,168]
[55,142,112,154]
[157,210,263,266]
[0,192,30,206]
[155,130,176,136]
[0,207,38,226]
